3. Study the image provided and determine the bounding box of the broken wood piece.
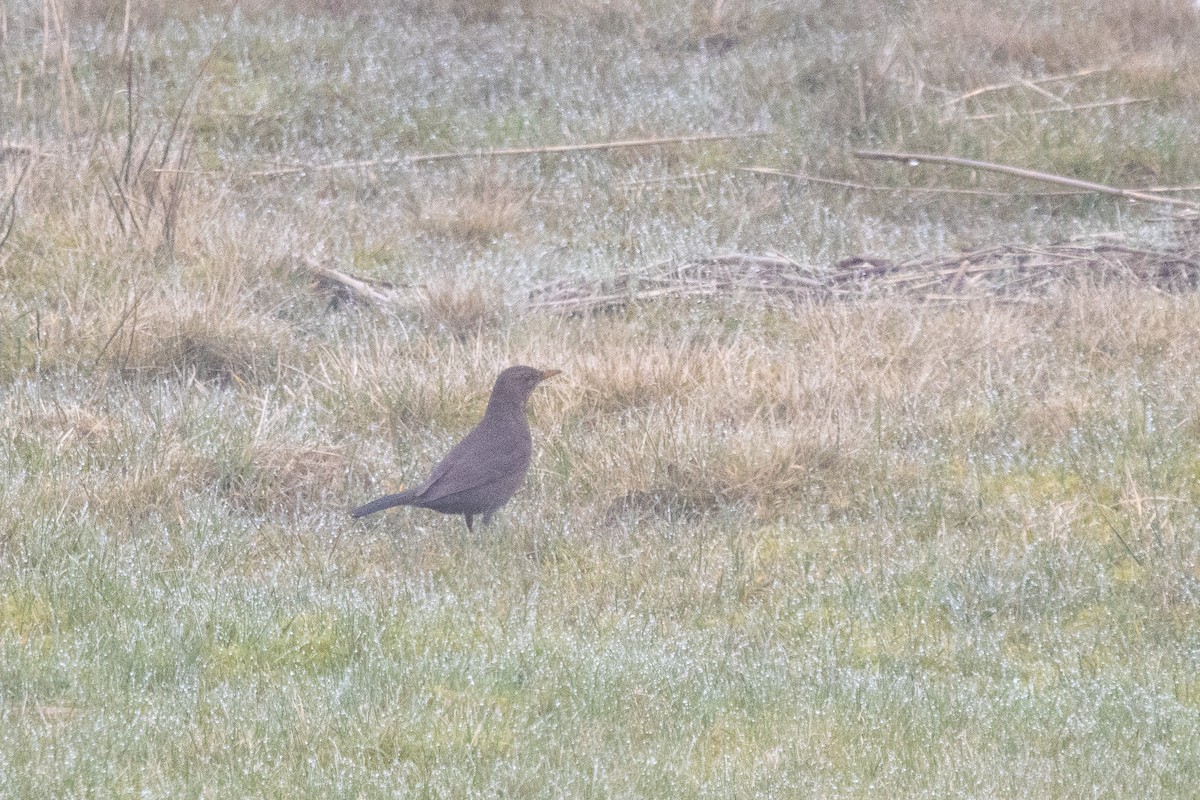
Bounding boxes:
[302,257,400,305]
[851,149,1199,209]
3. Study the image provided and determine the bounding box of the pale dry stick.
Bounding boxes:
[852,149,1200,209]
[944,66,1111,106]
[696,252,803,270]
[1144,184,1200,194]
[120,0,132,56]
[963,97,1148,121]
[618,170,720,189]
[739,166,1090,198]
[303,257,399,305]
[1018,78,1071,107]
[247,132,766,177]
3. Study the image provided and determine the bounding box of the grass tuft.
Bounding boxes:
[407,168,531,245]
[419,279,505,341]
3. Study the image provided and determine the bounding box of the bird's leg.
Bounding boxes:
[464,514,474,532]
[482,511,495,526]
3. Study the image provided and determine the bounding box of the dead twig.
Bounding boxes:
[247,132,765,177]
[944,66,1111,106]
[739,166,1090,198]
[962,97,1148,121]
[408,131,765,164]
[852,149,1199,209]
[302,257,400,305]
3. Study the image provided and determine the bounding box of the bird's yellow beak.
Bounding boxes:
[538,369,563,381]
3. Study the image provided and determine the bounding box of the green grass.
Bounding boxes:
[2,1,1200,797]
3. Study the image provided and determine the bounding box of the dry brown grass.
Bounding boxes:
[30,402,114,448]
[418,279,504,341]
[505,288,1200,529]
[924,0,1200,76]
[215,441,355,514]
[407,168,531,246]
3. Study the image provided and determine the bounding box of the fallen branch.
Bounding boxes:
[739,166,1089,198]
[407,132,766,164]
[302,257,400,305]
[1018,78,1071,107]
[247,132,765,177]
[945,66,1111,105]
[962,97,1147,121]
[852,149,1199,209]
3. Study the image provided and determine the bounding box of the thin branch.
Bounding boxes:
[1018,78,1070,107]
[1144,184,1200,194]
[245,132,766,177]
[618,170,720,189]
[852,149,1199,209]
[962,97,1148,121]
[407,131,766,164]
[739,166,1090,198]
[122,52,135,185]
[302,257,400,305]
[945,66,1111,105]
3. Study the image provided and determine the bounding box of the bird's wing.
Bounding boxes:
[414,425,531,504]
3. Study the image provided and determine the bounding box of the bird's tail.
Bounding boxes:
[350,488,419,519]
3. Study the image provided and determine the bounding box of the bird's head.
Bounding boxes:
[487,365,561,412]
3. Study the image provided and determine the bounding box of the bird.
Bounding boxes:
[350,365,561,531]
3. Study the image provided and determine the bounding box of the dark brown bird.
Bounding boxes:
[350,365,560,530]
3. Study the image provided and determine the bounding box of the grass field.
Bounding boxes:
[2,1,1200,797]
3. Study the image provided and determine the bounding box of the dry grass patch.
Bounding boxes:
[546,293,1200,527]
[603,424,854,525]
[407,169,530,246]
[124,311,284,385]
[75,287,295,386]
[922,0,1200,76]
[317,341,508,436]
[570,340,708,414]
[418,279,504,340]
[1114,52,1200,106]
[28,402,114,449]
[211,440,355,515]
